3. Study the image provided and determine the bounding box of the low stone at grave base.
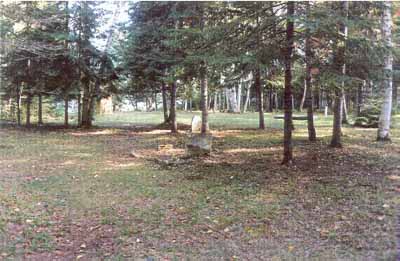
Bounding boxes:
[186,134,212,156]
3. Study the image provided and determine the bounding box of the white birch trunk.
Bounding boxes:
[213,91,218,112]
[227,88,239,113]
[244,84,250,113]
[237,80,242,112]
[219,91,222,111]
[224,88,230,111]
[377,1,393,140]
[300,79,306,112]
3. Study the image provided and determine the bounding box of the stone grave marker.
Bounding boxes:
[191,115,202,133]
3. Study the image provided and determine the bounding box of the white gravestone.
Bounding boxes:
[191,115,202,133]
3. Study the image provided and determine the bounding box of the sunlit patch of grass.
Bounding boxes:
[224,147,279,154]
[69,129,120,136]
[244,223,270,238]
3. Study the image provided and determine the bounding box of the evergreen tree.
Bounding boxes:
[282,1,295,164]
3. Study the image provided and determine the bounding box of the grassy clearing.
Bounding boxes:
[0,112,399,259]
[95,110,334,130]
[42,110,334,129]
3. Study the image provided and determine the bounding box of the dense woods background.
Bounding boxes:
[0,1,399,162]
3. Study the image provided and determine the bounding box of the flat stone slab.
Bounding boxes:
[273,115,318,120]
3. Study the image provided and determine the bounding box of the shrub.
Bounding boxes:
[354,106,380,128]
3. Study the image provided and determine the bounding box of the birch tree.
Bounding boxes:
[377,1,393,141]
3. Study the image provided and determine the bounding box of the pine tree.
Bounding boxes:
[304,2,317,141]
[330,2,348,148]
[282,1,295,164]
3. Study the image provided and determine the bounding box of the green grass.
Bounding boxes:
[39,110,334,129]
[20,108,400,130]
[0,111,399,259]
[94,110,334,129]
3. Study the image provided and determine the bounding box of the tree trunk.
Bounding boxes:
[315,86,320,110]
[88,90,96,120]
[149,96,152,111]
[81,82,91,128]
[170,82,177,133]
[331,94,343,147]
[377,1,393,141]
[213,91,218,112]
[64,1,70,128]
[254,67,265,129]
[77,93,82,126]
[200,63,209,134]
[154,92,158,111]
[237,81,242,112]
[64,94,69,127]
[244,84,250,113]
[17,84,23,126]
[282,1,295,164]
[330,1,348,148]
[26,93,31,127]
[305,0,317,142]
[38,94,43,125]
[368,80,373,98]
[226,88,239,113]
[233,88,239,112]
[161,82,169,123]
[300,79,306,112]
[267,90,273,112]
[319,89,324,111]
[355,81,363,116]
[397,84,400,110]
[306,83,316,141]
[342,92,348,124]
[9,98,15,122]
[291,95,295,110]
[224,88,230,111]
[219,92,223,111]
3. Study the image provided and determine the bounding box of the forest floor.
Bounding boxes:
[0,112,399,260]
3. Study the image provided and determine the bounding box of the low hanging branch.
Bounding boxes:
[3,39,67,61]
